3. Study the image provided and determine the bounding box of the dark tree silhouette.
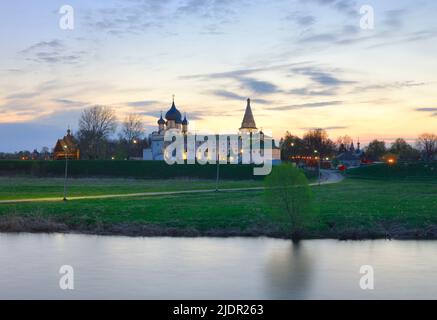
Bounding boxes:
[78,106,117,159]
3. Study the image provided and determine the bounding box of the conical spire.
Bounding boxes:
[240,98,257,130]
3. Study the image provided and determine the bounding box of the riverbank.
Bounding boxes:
[1,214,437,240]
[1,177,437,240]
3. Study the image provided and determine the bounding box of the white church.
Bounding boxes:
[143,98,281,164]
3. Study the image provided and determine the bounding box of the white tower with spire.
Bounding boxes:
[239,98,258,134]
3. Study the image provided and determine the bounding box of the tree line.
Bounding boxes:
[0,105,149,160]
[76,106,148,160]
[77,105,151,160]
[2,106,436,162]
[280,128,437,162]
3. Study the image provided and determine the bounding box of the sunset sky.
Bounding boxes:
[1,0,436,152]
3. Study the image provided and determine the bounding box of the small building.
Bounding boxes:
[336,151,361,168]
[53,129,80,160]
[335,141,363,168]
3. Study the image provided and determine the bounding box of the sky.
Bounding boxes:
[0,0,436,152]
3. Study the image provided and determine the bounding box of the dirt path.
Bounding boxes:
[0,170,344,204]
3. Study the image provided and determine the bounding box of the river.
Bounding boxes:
[1,233,436,299]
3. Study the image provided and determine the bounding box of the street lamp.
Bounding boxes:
[128,139,139,160]
[63,145,69,201]
[216,142,221,192]
[314,150,321,185]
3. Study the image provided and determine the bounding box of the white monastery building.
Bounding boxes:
[143,98,281,164]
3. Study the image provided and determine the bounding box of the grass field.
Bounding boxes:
[0,176,436,239]
[0,177,264,200]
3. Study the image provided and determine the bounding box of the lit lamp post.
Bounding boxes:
[128,139,138,160]
[216,140,221,192]
[216,155,220,192]
[314,150,321,185]
[63,145,69,201]
[290,142,295,163]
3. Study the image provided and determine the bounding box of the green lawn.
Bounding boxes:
[0,177,436,237]
[0,177,263,200]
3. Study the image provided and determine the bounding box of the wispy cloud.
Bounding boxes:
[267,101,343,111]
[239,78,280,94]
[300,125,349,130]
[286,12,316,26]
[83,0,246,36]
[19,40,64,54]
[184,71,282,95]
[416,107,437,112]
[19,39,84,64]
[6,92,40,100]
[52,99,86,107]
[288,87,336,97]
[301,0,358,16]
[415,107,437,117]
[125,100,160,107]
[212,90,271,104]
[291,66,355,87]
[353,81,426,93]
[176,0,238,19]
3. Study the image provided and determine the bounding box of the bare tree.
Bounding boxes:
[417,133,437,161]
[337,135,353,147]
[336,135,353,152]
[120,114,145,159]
[120,114,144,142]
[78,106,117,159]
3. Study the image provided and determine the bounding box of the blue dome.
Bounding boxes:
[157,113,165,125]
[165,101,182,124]
[182,114,188,125]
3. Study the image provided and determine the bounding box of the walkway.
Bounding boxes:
[0,170,344,204]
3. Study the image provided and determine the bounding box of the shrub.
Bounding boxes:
[264,163,315,240]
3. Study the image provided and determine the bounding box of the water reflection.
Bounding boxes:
[265,242,313,299]
[0,233,437,299]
